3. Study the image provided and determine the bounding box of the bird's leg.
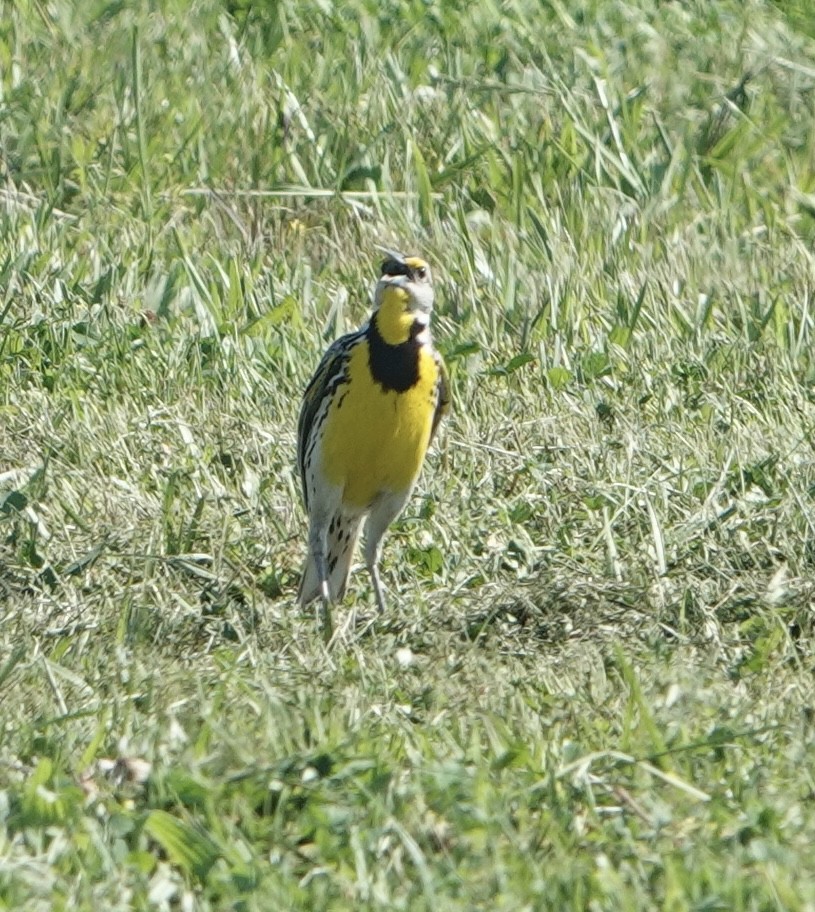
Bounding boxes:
[319,584,333,642]
[309,523,333,640]
[364,521,388,614]
[364,491,411,615]
[369,560,387,614]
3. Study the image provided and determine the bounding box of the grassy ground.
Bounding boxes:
[2,0,815,908]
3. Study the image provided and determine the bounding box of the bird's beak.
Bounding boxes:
[381,272,409,285]
[375,245,406,263]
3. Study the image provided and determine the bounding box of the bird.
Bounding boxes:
[296,251,450,632]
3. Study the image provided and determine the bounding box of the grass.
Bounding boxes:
[2,0,815,907]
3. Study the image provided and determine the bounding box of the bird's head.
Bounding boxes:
[372,251,434,344]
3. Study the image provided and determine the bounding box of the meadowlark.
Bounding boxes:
[297,252,449,627]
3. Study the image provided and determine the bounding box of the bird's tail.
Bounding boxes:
[298,515,363,607]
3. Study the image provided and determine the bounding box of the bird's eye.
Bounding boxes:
[417,266,427,280]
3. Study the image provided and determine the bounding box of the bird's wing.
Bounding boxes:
[429,351,450,445]
[297,330,362,503]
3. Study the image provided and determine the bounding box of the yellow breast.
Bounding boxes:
[320,341,439,508]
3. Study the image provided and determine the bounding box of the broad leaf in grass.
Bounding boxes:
[144,810,220,880]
